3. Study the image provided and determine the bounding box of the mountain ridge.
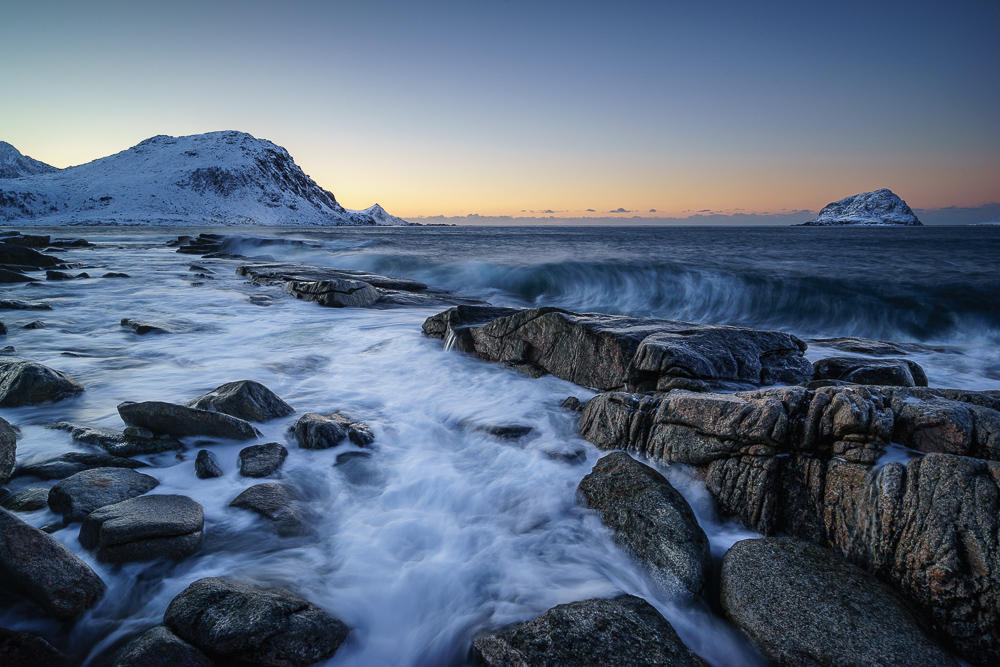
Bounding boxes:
[0,131,414,226]
[0,141,59,180]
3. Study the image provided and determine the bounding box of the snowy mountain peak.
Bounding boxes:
[0,141,59,179]
[798,188,922,226]
[0,131,413,226]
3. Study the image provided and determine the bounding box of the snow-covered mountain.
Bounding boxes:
[0,131,414,226]
[798,189,923,226]
[0,141,58,179]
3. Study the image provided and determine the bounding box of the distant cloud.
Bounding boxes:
[698,209,711,213]
[541,209,556,214]
[609,208,631,213]
[586,208,595,212]
[648,209,657,213]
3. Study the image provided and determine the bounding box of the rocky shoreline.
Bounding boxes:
[0,228,996,665]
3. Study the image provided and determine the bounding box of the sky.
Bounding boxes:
[2,0,998,223]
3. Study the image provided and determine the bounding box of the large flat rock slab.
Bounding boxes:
[424,305,813,390]
[118,400,261,441]
[79,494,205,563]
[48,467,160,522]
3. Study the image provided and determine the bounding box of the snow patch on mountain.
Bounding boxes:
[797,189,923,226]
[0,131,414,226]
[0,141,59,179]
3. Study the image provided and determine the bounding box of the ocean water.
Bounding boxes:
[0,224,997,666]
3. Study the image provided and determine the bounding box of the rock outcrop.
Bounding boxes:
[0,416,15,484]
[164,577,350,666]
[0,507,106,618]
[0,627,66,667]
[423,306,813,390]
[230,483,305,536]
[118,401,261,441]
[813,356,928,387]
[238,442,287,477]
[579,384,1000,665]
[0,359,84,406]
[194,449,223,479]
[79,494,205,563]
[721,537,956,666]
[471,594,707,666]
[185,379,294,422]
[798,188,923,226]
[47,421,182,457]
[14,451,149,480]
[578,452,711,601]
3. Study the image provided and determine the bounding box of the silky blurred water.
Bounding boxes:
[0,224,997,665]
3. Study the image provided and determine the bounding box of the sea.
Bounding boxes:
[1,224,998,666]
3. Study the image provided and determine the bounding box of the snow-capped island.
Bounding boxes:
[797,188,923,226]
[0,131,414,226]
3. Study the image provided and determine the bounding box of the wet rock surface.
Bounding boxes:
[813,356,928,387]
[238,442,288,477]
[0,242,65,269]
[471,594,707,667]
[0,507,106,618]
[0,359,84,406]
[0,627,67,667]
[721,537,956,667]
[424,305,813,390]
[185,379,294,422]
[118,400,262,441]
[79,494,205,563]
[230,483,305,536]
[292,412,373,449]
[0,415,15,484]
[111,626,213,667]
[194,449,223,479]
[48,467,160,522]
[578,452,712,601]
[15,451,149,480]
[120,318,178,334]
[580,384,1000,665]
[163,577,350,666]
[0,299,52,310]
[47,421,182,457]
[1,486,50,511]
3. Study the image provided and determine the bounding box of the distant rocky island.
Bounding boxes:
[0,132,414,226]
[797,188,923,226]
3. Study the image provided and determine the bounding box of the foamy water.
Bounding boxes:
[1,224,997,665]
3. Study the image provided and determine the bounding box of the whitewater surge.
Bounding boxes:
[1,224,998,665]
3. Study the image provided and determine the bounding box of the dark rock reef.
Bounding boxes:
[424,305,813,390]
[79,494,205,563]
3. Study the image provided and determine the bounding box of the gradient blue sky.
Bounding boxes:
[2,0,998,221]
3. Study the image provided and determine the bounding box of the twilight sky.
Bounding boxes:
[2,0,998,222]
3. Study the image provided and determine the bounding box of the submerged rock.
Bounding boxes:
[0,268,37,283]
[48,467,160,522]
[185,379,294,422]
[230,483,305,536]
[22,320,45,329]
[721,537,956,666]
[1,487,50,512]
[0,507,106,618]
[578,452,711,601]
[164,577,350,666]
[238,442,288,478]
[79,494,204,563]
[120,318,177,335]
[0,415,16,485]
[15,451,149,481]
[285,278,380,307]
[0,627,66,667]
[813,356,928,387]
[47,421,182,457]
[118,400,261,441]
[292,412,373,449]
[471,594,707,666]
[0,242,65,268]
[423,305,812,390]
[111,626,213,667]
[0,299,52,310]
[194,449,223,479]
[0,359,84,406]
